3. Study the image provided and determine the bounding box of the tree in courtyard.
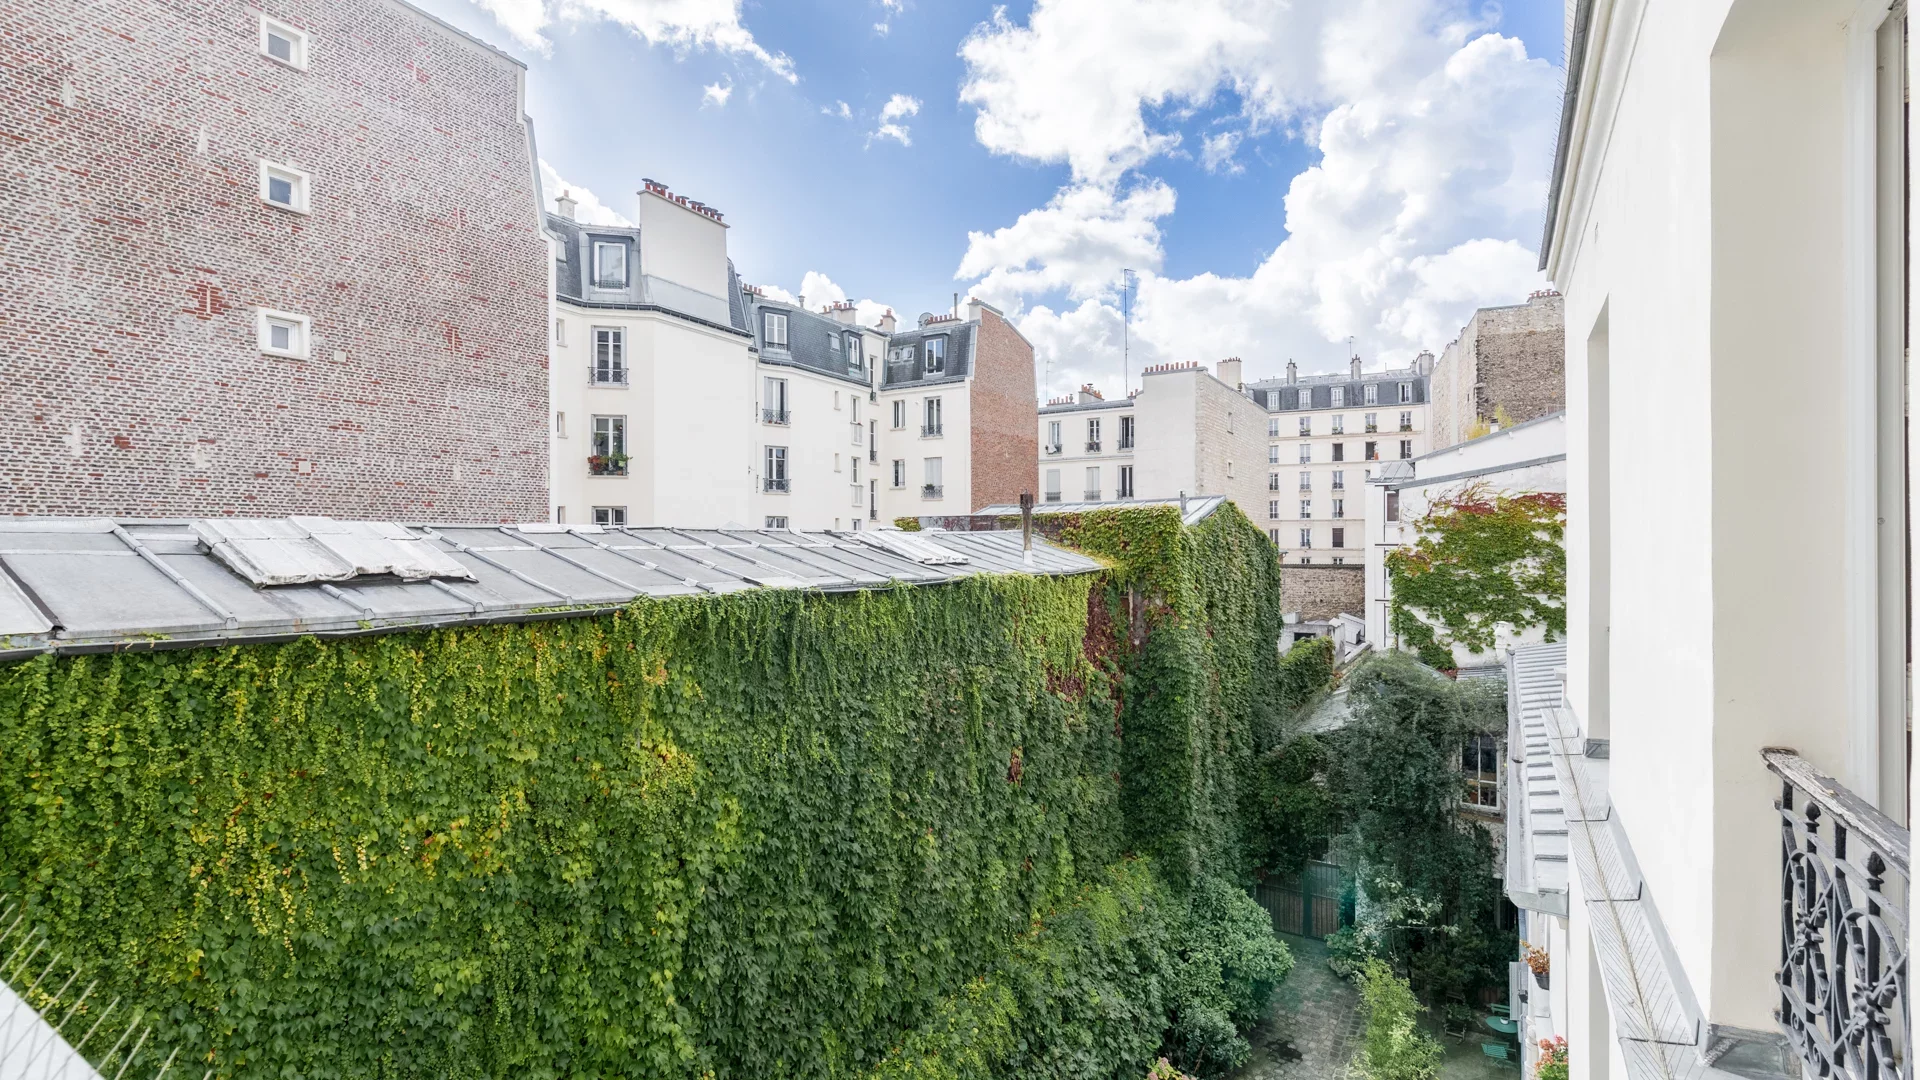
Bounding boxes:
[1353,960,1443,1080]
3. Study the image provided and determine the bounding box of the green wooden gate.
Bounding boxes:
[1254,860,1346,938]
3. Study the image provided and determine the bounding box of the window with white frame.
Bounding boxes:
[765,516,789,529]
[1268,500,1279,520]
[1268,417,1280,438]
[892,459,906,487]
[1087,417,1102,450]
[763,312,788,348]
[1298,415,1311,436]
[763,376,789,423]
[554,319,566,347]
[1044,468,1061,500]
[1299,499,1312,518]
[923,397,943,436]
[592,506,627,527]
[592,327,626,384]
[1365,412,1378,432]
[1268,444,1281,465]
[590,415,626,475]
[257,308,310,359]
[1119,415,1135,450]
[1269,471,1281,491]
[1296,389,1312,410]
[259,160,310,214]
[1333,443,1346,462]
[1331,414,1345,434]
[1386,491,1400,522]
[1269,527,1281,545]
[1332,498,1345,519]
[1400,410,1413,431]
[1118,464,1134,497]
[764,446,789,491]
[1400,439,1413,459]
[846,334,864,369]
[1331,469,1344,490]
[924,337,947,372]
[1332,386,1345,408]
[1298,528,1313,549]
[1398,382,1412,403]
[923,456,944,496]
[1365,383,1379,405]
[592,241,628,289]
[1084,466,1101,500]
[259,15,309,69]
[1463,734,1499,808]
[892,399,906,428]
[1299,471,1311,492]
[1298,443,1311,463]
[1298,556,1313,565]
[554,411,566,438]
[1047,420,1062,451]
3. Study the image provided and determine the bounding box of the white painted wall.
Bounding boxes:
[752,366,875,530]
[633,188,730,300]
[875,381,972,520]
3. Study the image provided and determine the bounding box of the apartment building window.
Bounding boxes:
[1332,557,1345,565]
[1086,418,1102,452]
[1047,420,1062,452]
[1365,412,1378,432]
[592,506,626,527]
[1398,382,1412,403]
[1296,389,1312,410]
[923,457,944,498]
[924,337,947,373]
[834,390,842,411]
[259,15,309,69]
[1331,470,1344,491]
[892,399,906,428]
[1298,556,1312,565]
[1268,500,1280,520]
[1365,441,1379,460]
[257,308,310,359]
[765,516,789,529]
[764,312,788,348]
[1332,443,1345,462]
[1332,499,1345,519]
[1269,445,1281,465]
[1463,734,1499,808]
[592,241,628,289]
[593,327,627,385]
[554,319,566,347]
[590,415,626,475]
[869,479,877,521]
[554,411,566,438]
[1332,386,1345,408]
[259,160,311,214]
[1119,415,1134,449]
[1268,417,1280,438]
[892,459,906,487]
[1268,472,1281,492]
[1298,416,1311,436]
[1331,415,1345,435]
[922,397,943,436]
[1118,464,1134,498]
[1299,500,1311,519]
[764,446,789,492]
[1386,491,1400,522]
[1399,439,1413,459]
[1045,468,1061,501]
[869,420,877,463]
[1298,444,1311,464]
[761,376,788,423]
[1298,471,1311,492]
[1400,411,1413,432]
[1365,383,1379,405]
[1084,466,1101,501]
[851,478,864,508]
[1331,527,1345,548]
[1298,528,1313,549]
[834,452,842,473]
[1269,528,1281,545]
[555,506,565,525]
[846,335,864,371]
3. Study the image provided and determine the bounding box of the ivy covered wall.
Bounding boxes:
[0,505,1287,1079]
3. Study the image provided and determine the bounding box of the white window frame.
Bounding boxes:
[1332,386,1345,408]
[1268,444,1281,465]
[924,336,947,373]
[1268,418,1280,438]
[1299,528,1313,549]
[1298,416,1311,436]
[765,515,790,529]
[1365,383,1379,405]
[764,311,789,348]
[1332,414,1345,434]
[1399,382,1413,403]
[1332,498,1345,520]
[1084,465,1101,500]
[846,334,864,369]
[1120,414,1134,449]
[592,506,627,527]
[592,241,628,290]
[1299,471,1311,491]
[258,14,309,70]
[765,446,789,490]
[258,160,311,214]
[893,459,906,488]
[1268,500,1280,520]
[256,307,311,359]
[892,399,906,429]
[1298,444,1311,464]
[554,319,566,347]
[1300,500,1311,519]
[1047,419,1062,449]
[591,326,626,385]
[1118,464,1134,498]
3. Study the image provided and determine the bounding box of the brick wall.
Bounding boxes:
[967,303,1038,509]
[1281,564,1365,621]
[0,0,549,520]
[1430,292,1565,451]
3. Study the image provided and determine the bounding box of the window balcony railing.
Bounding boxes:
[588,453,628,477]
[764,477,789,493]
[1766,747,1910,1080]
[1085,441,1102,453]
[921,424,943,437]
[921,484,943,499]
[1084,490,1101,501]
[591,371,628,386]
[763,408,789,425]
[1119,438,1134,450]
[1046,443,1063,455]
[1400,423,1414,432]
[869,448,878,464]
[1365,423,1379,433]
[1298,484,1312,493]
[1044,492,1062,502]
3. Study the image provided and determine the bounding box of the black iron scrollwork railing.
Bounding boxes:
[1766,748,1910,1080]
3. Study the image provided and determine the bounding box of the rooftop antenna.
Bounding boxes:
[1120,269,1138,395]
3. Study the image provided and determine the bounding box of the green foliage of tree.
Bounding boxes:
[1249,734,1334,875]
[1353,960,1443,1080]
[1163,877,1295,1077]
[1386,485,1566,658]
[1277,637,1334,716]
[1326,655,1510,1004]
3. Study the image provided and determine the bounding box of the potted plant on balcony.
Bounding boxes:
[1523,942,1550,989]
[587,451,629,475]
[921,483,939,497]
[1535,1036,1568,1080]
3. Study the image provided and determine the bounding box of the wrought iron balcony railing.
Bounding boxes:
[1766,748,1910,1080]
[764,477,789,493]
[1084,490,1101,501]
[763,408,789,425]
[921,484,943,499]
[921,424,943,437]
[1085,441,1102,452]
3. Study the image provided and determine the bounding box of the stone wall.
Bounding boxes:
[967,302,1039,509]
[1282,563,1366,621]
[1189,367,1268,521]
[0,0,550,519]
[1430,292,1566,451]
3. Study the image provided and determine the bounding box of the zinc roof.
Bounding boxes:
[0,519,1099,661]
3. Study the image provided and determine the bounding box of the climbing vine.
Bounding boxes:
[1385,484,1566,662]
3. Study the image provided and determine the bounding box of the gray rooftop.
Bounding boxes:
[748,297,876,387]
[1245,370,1428,412]
[1039,396,1135,415]
[545,213,751,337]
[0,518,1100,661]
[884,320,976,388]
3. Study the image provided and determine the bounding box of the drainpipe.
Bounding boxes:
[1020,492,1034,568]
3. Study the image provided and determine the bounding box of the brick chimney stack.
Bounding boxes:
[826,300,860,326]
[877,308,897,334]
[1075,383,1105,404]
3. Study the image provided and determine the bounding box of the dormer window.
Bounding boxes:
[1296,389,1311,410]
[1399,382,1413,403]
[846,334,864,369]
[764,312,788,348]
[925,337,947,373]
[592,241,627,289]
[1365,383,1379,405]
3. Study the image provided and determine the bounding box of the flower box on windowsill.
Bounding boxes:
[587,453,629,477]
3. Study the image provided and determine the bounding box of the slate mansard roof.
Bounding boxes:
[884,319,976,388]
[1246,369,1429,411]
[747,298,877,388]
[0,518,1101,660]
[544,212,750,336]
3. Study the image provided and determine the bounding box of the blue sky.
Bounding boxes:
[412,0,1565,397]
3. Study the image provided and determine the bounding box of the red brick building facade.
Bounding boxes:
[0,0,549,519]
[966,302,1039,509]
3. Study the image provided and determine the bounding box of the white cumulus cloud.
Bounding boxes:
[465,0,796,81]
[702,79,732,107]
[539,160,632,226]
[872,93,922,146]
[956,0,1559,399]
